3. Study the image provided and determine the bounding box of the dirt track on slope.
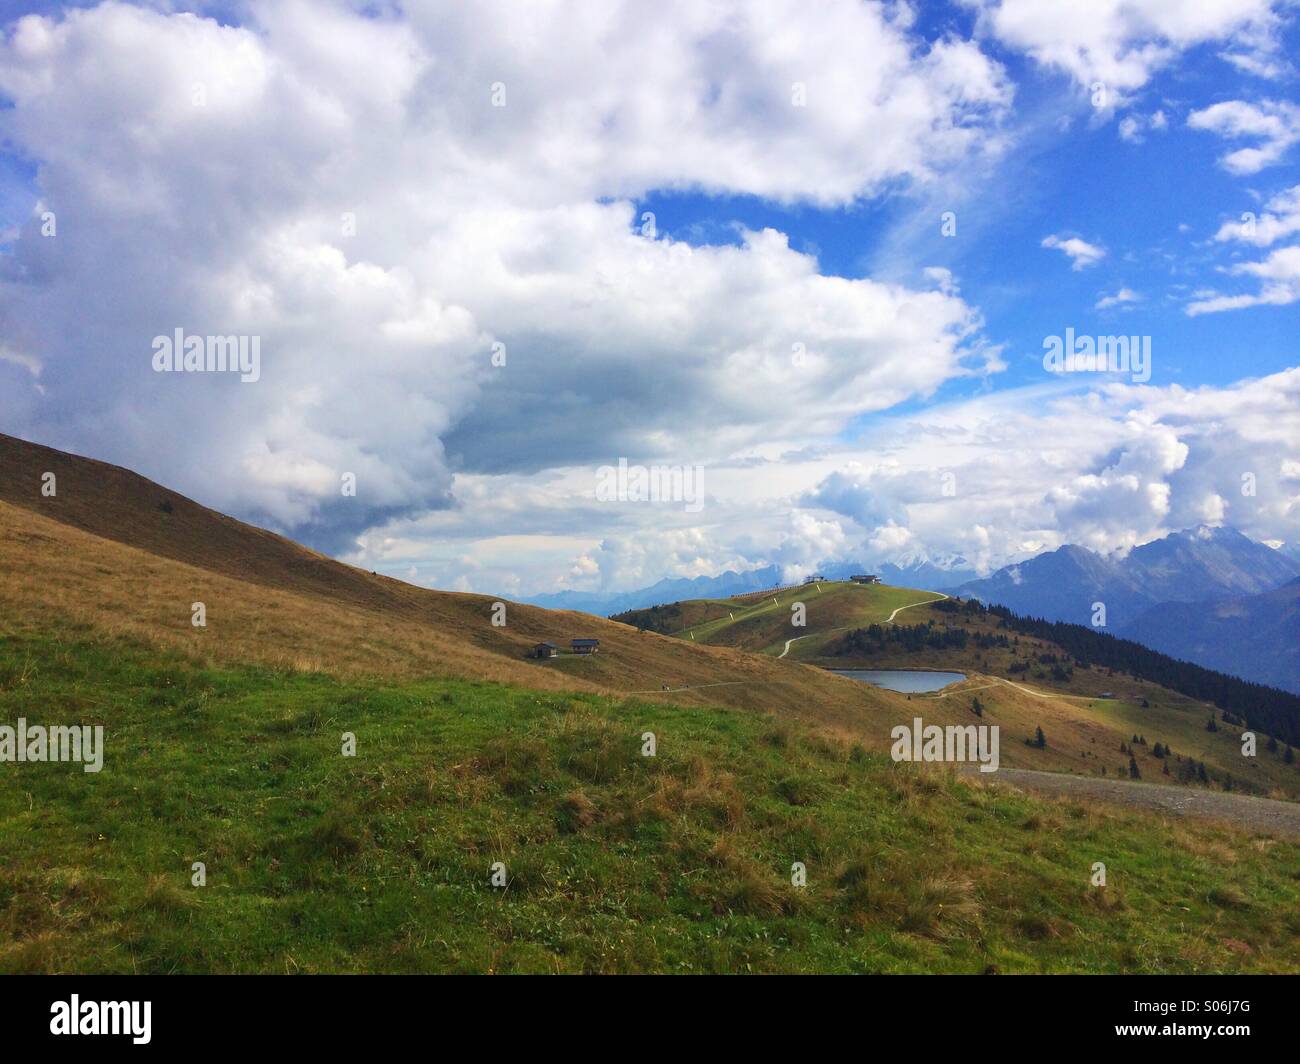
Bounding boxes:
[968,766,1300,837]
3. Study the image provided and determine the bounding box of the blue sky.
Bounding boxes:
[638,32,1300,396]
[2,1,1299,597]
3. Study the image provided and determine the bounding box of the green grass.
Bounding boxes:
[1,628,1297,973]
[668,582,944,653]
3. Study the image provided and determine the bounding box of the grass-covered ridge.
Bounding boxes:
[614,580,942,653]
[1,628,1297,974]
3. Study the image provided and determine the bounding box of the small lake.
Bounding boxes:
[831,669,966,693]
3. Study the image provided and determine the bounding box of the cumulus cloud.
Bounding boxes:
[800,465,912,530]
[1042,233,1106,270]
[1188,98,1300,174]
[3,1,1298,597]
[770,512,853,582]
[966,0,1284,100]
[1045,422,1188,546]
[332,369,1300,593]
[797,369,1300,567]
[0,0,1012,553]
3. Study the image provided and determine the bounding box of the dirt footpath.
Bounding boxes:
[966,766,1300,838]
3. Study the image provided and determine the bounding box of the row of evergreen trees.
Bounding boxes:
[980,604,1300,747]
[831,621,969,655]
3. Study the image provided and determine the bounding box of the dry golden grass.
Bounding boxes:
[0,464,901,734]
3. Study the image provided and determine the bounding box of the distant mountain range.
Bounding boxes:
[955,526,1300,629]
[954,526,1300,694]
[1120,575,1300,695]
[526,564,787,616]
[524,553,977,616]
[817,555,979,591]
[526,525,1300,694]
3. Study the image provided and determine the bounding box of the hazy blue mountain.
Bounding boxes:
[955,544,1148,626]
[811,552,975,589]
[1120,576,1300,694]
[523,551,976,617]
[1124,525,1300,601]
[525,565,783,616]
[525,528,1294,623]
[879,556,980,590]
[956,526,1300,629]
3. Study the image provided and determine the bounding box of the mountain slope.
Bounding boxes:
[618,582,1300,797]
[954,544,1147,626]
[616,581,946,655]
[5,431,1297,791]
[1121,577,1300,695]
[3,434,1300,974]
[0,432,899,731]
[957,526,1300,629]
[1126,525,1300,601]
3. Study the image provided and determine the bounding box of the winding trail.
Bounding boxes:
[884,591,948,622]
[777,634,806,659]
[778,591,948,659]
[634,588,1300,835]
[923,676,1111,702]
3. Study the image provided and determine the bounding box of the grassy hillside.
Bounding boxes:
[3,433,1299,974]
[11,431,1289,790]
[616,581,945,654]
[2,628,1297,974]
[0,432,908,733]
[620,583,1300,800]
[812,599,1300,800]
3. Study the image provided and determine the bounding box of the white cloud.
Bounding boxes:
[1118,109,1168,143]
[0,343,41,378]
[1188,99,1300,174]
[339,368,1300,593]
[798,368,1300,568]
[3,1,1298,598]
[966,0,1284,99]
[0,0,1012,551]
[1042,233,1107,270]
[1220,49,1291,79]
[1213,184,1300,245]
[1186,245,1300,314]
[1095,287,1140,309]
